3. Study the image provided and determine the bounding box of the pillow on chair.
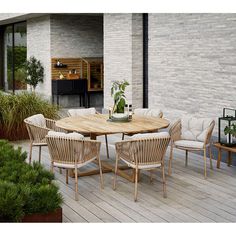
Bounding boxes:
[68,108,96,117]
[48,131,84,140]
[25,114,46,128]
[134,108,162,117]
[131,131,170,139]
[181,116,214,142]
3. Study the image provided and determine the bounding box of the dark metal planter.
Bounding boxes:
[21,208,62,223]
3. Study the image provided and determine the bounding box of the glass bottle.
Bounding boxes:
[128,104,133,120]
[124,104,128,116]
[109,107,112,119]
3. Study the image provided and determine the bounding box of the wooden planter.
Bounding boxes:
[21,208,62,223]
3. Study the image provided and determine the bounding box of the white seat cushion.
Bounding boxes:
[120,158,161,170]
[68,108,96,117]
[131,131,170,139]
[53,156,96,169]
[174,140,204,149]
[181,116,214,142]
[26,114,46,128]
[134,108,162,118]
[47,131,84,140]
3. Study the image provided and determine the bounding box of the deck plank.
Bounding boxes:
[12,138,236,223]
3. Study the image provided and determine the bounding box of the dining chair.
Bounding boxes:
[46,131,104,201]
[168,116,215,179]
[122,108,163,140]
[113,132,170,201]
[67,108,110,159]
[24,114,65,164]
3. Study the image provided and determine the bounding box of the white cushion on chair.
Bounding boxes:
[68,108,96,117]
[181,116,214,142]
[131,131,170,139]
[47,131,84,140]
[26,114,46,128]
[134,108,162,117]
[174,140,204,149]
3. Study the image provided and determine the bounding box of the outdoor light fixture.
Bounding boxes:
[218,108,236,146]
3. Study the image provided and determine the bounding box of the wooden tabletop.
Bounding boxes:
[56,114,170,135]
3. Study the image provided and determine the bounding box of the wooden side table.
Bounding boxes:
[213,143,236,168]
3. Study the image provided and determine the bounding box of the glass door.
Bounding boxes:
[3,22,27,93]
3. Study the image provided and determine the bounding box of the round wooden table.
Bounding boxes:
[56,114,170,182]
[56,113,169,138]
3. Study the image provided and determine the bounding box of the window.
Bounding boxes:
[3,22,27,93]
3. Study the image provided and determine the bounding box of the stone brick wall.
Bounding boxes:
[27,14,104,106]
[27,15,51,97]
[50,14,103,107]
[148,13,236,128]
[50,14,103,58]
[104,13,143,109]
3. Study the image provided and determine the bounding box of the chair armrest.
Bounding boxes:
[45,118,67,133]
[204,120,215,146]
[25,123,51,143]
[115,140,132,161]
[169,119,181,142]
[83,139,101,160]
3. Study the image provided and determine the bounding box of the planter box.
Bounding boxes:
[21,208,62,223]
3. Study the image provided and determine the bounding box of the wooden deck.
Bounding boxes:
[13,134,236,223]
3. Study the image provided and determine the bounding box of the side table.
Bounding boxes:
[213,142,235,168]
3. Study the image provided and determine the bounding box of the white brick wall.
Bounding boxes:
[104,13,143,109]
[51,14,103,58]
[27,15,51,97]
[27,14,104,105]
[149,14,236,126]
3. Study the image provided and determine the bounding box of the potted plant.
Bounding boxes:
[0,140,63,222]
[224,123,236,146]
[0,91,58,141]
[25,56,44,92]
[111,80,129,114]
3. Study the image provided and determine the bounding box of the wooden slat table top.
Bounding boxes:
[214,142,236,152]
[56,114,170,135]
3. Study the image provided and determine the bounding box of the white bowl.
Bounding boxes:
[112,113,127,119]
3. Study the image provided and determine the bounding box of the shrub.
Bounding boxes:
[0,140,63,222]
[25,56,44,91]
[0,91,58,140]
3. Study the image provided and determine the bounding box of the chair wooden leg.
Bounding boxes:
[29,142,33,164]
[185,150,188,167]
[122,133,125,140]
[38,146,42,163]
[74,167,79,201]
[203,148,207,179]
[162,164,167,198]
[113,154,119,190]
[168,144,173,176]
[97,155,104,189]
[150,170,153,183]
[208,146,213,170]
[134,167,139,202]
[50,162,54,173]
[66,169,69,184]
[105,135,109,159]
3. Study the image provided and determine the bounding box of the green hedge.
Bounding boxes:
[0,91,58,141]
[0,140,63,222]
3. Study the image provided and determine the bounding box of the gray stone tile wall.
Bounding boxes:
[50,14,103,58]
[27,15,51,98]
[104,13,143,110]
[148,13,236,130]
